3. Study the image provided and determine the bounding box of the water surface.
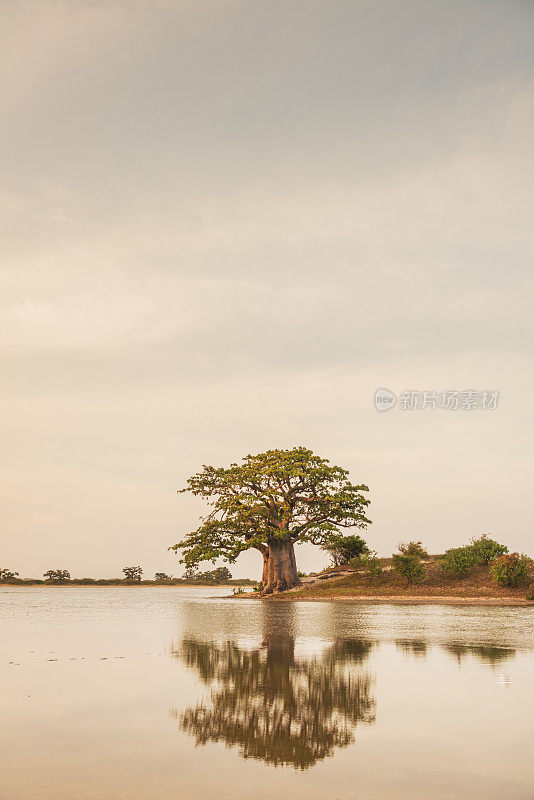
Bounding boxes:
[1,587,533,799]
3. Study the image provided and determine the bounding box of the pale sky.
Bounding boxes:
[1,0,533,580]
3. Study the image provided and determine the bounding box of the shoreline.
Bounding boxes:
[233,592,533,607]
[0,582,253,589]
[268,595,533,606]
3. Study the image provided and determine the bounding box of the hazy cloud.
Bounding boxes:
[1,0,533,577]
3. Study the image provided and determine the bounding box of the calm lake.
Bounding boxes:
[1,587,533,800]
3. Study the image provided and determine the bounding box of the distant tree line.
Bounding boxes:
[183,566,233,583]
[0,568,19,581]
[0,565,253,585]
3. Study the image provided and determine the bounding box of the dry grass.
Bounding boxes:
[284,561,532,601]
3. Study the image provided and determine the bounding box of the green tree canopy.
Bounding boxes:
[154,572,173,581]
[43,569,70,582]
[171,446,371,593]
[122,566,143,582]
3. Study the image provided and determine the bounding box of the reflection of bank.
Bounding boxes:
[172,609,376,769]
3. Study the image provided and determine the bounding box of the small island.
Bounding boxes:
[172,446,534,605]
[6,447,531,605]
[250,552,534,605]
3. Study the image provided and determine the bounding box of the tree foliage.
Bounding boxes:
[43,569,71,582]
[392,552,425,583]
[398,541,429,559]
[441,534,508,578]
[210,566,232,582]
[0,568,19,582]
[322,534,368,567]
[469,535,508,564]
[359,551,383,578]
[182,566,233,583]
[123,566,143,582]
[490,553,530,588]
[171,447,371,570]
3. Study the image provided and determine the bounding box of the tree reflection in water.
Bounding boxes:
[172,635,375,769]
[395,639,429,658]
[394,639,516,666]
[442,643,516,666]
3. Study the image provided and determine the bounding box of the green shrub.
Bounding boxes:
[526,583,534,602]
[321,534,368,566]
[360,551,383,579]
[441,535,509,578]
[469,535,508,564]
[392,553,425,583]
[490,553,530,588]
[441,546,477,578]
[398,541,429,559]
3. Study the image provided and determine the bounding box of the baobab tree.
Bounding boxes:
[171,446,371,594]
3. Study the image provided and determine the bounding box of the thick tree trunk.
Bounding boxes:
[261,540,301,594]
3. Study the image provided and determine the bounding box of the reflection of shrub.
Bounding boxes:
[490,554,530,588]
[441,535,509,578]
[361,551,383,579]
[398,541,429,559]
[526,583,534,601]
[392,553,425,583]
